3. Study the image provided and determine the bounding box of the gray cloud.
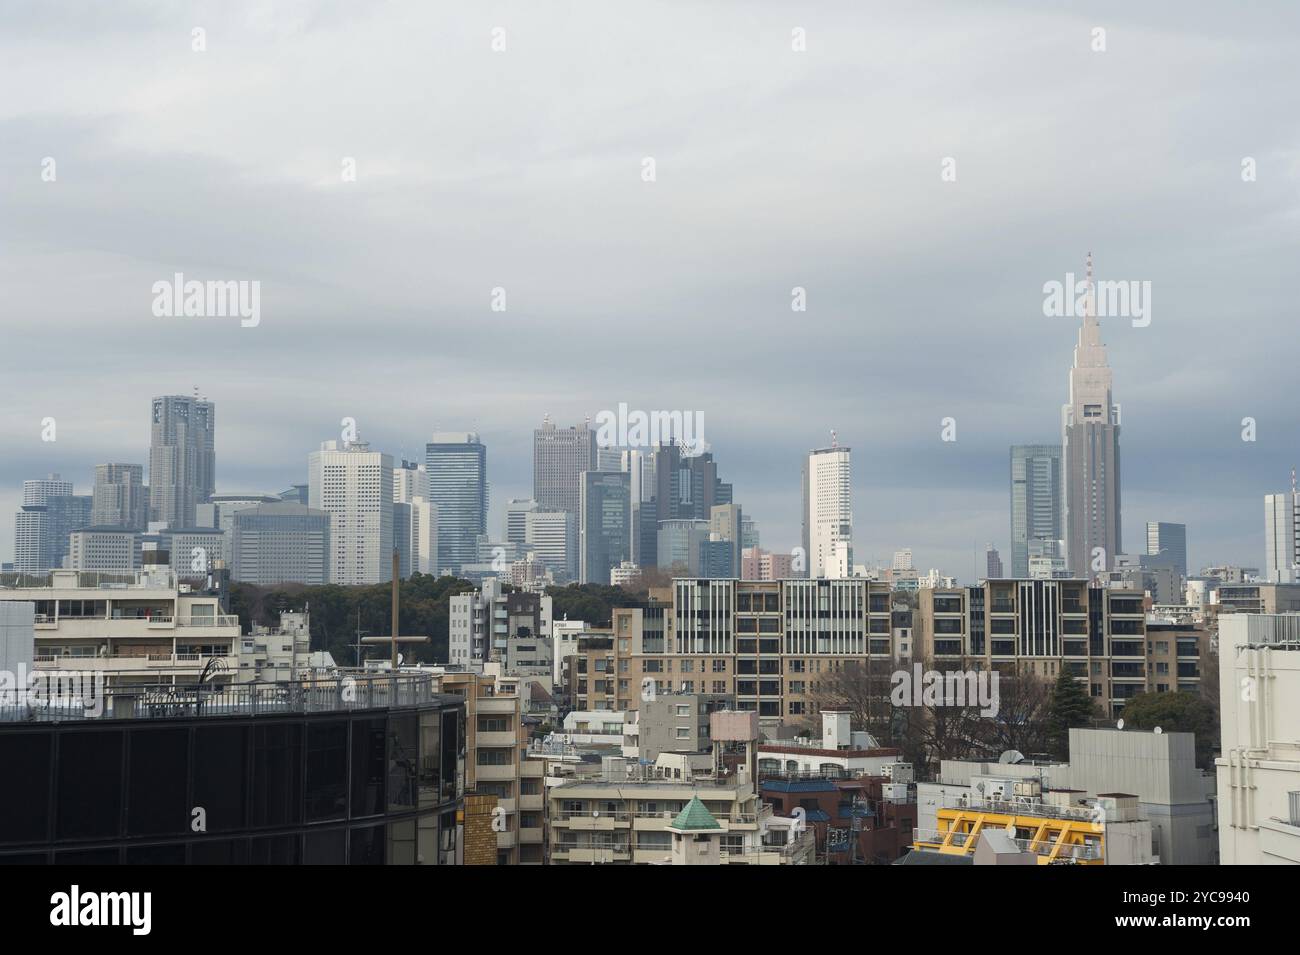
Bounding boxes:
[2,1,1298,575]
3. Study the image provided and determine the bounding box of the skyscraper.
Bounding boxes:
[533,417,596,515]
[1265,482,1299,584]
[1010,444,1063,577]
[803,439,852,578]
[426,432,487,574]
[525,509,576,582]
[1145,521,1188,580]
[985,544,1004,579]
[231,502,330,586]
[308,440,394,585]
[1062,254,1121,576]
[579,471,631,584]
[91,463,148,530]
[14,475,91,573]
[148,394,216,528]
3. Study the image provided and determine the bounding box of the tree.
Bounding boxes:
[1045,669,1098,759]
[807,658,897,742]
[1119,691,1219,769]
[977,668,1052,757]
[544,582,647,627]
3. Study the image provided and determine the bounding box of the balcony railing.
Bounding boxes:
[1,672,443,723]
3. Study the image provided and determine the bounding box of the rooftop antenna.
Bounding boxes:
[830,429,838,449]
[1085,251,1095,320]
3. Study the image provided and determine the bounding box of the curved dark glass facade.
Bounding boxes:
[0,676,465,864]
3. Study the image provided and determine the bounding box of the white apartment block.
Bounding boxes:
[309,440,394,585]
[0,567,242,689]
[1217,613,1300,864]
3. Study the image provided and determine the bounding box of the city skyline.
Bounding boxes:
[4,3,1299,578]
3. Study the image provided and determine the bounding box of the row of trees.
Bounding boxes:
[810,659,1220,771]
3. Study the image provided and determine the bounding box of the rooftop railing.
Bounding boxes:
[0,672,442,724]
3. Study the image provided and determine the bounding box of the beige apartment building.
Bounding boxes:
[546,776,813,865]
[915,579,1209,716]
[582,579,895,725]
[433,668,545,864]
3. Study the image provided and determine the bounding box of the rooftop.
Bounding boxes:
[670,796,721,831]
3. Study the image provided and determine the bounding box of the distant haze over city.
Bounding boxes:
[3,1,1299,577]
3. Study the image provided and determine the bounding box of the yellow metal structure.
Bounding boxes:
[914,807,1105,865]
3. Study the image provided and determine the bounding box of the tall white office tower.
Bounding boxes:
[533,416,596,516]
[1062,253,1122,576]
[309,440,394,585]
[426,432,487,574]
[505,498,540,546]
[91,464,148,530]
[803,436,853,578]
[525,509,576,582]
[14,475,90,573]
[393,461,437,577]
[148,394,215,528]
[1265,473,1300,584]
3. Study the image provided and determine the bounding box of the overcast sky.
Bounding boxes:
[3,1,1298,578]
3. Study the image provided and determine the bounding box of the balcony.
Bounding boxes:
[475,762,517,782]
[476,730,517,748]
[561,846,631,863]
[561,811,628,831]
[496,830,517,850]
[520,793,544,811]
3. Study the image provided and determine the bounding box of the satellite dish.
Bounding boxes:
[1116,718,1125,730]
[998,750,1025,765]
[1154,726,1162,735]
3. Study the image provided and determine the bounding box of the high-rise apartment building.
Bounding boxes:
[91,463,147,530]
[1010,444,1063,577]
[533,418,596,516]
[308,440,394,585]
[1061,255,1121,575]
[579,471,631,585]
[426,432,487,574]
[148,394,216,528]
[803,441,852,578]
